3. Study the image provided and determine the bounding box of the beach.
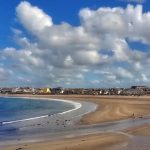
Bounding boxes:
[2,133,129,150]
[1,95,150,150]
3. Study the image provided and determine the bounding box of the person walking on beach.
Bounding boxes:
[132,113,135,119]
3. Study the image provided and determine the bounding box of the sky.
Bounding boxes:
[0,0,150,88]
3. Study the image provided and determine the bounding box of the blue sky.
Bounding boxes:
[0,0,150,87]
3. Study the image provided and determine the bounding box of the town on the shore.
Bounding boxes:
[0,86,150,96]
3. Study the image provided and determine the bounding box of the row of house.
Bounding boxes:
[0,87,64,95]
[0,86,150,96]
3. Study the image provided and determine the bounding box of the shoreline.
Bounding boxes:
[1,94,150,150]
[0,95,97,147]
[1,97,83,125]
[2,94,150,124]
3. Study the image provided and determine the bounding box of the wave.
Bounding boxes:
[1,98,82,125]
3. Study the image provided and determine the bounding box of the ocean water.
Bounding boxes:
[0,97,75,122]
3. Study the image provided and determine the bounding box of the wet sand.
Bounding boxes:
[1,133,129,150]
[1,95,150,150]
[126,124,150,136]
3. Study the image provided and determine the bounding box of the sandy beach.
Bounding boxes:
[1,95,150,150]
[2,133,128,150]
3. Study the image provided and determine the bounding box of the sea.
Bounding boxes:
[0,97,97,146]
[0,97,75,123]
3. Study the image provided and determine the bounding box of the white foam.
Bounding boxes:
[3,115,48,125]
[52,99,82,115]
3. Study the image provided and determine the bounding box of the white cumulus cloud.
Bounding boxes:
[0,2,150,87]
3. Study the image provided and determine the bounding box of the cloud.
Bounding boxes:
[0,67,13,83]
[16,1,53,33]
[1,2,150,87]
[119,0,145,4]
